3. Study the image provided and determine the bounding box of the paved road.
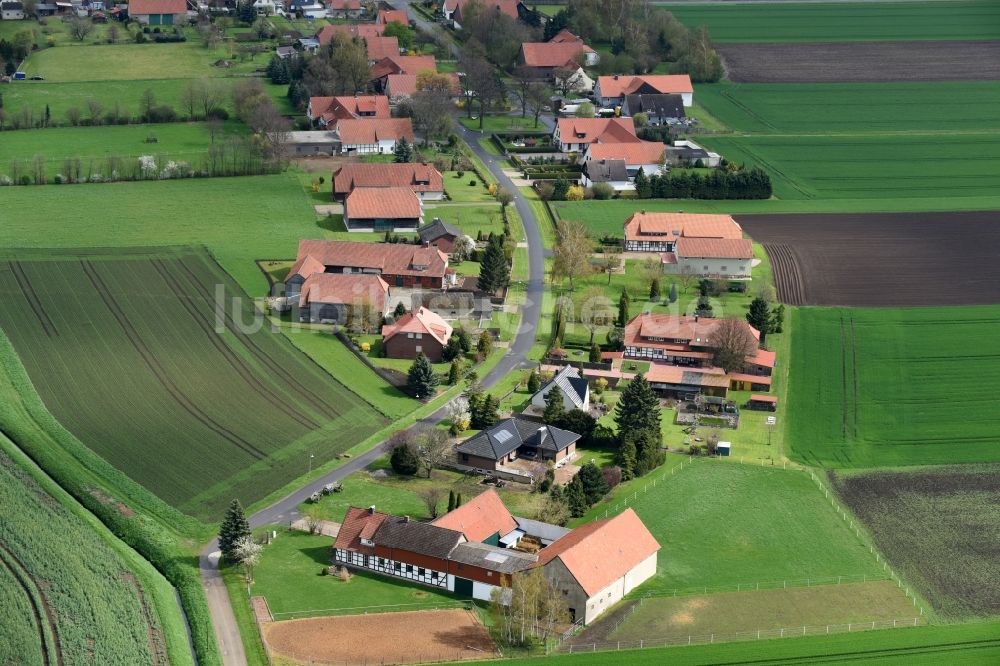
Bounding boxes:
[199,49,547,666]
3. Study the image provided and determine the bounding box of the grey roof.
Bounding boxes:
[537,365,588,409]
[456,417,582,461]
[288,131,339,144]
[668,146,710,160]
[418,218,461,243]
[624,93,685,119]
[373,517,464,559]
[583,159,628,183]
[513,516,571,544]
[449,542,537,574]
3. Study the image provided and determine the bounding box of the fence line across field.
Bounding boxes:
[271,646,500,666]
[270,600,468,620]
[562,617,924,654]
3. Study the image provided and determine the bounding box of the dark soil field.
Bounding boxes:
[831,466,1000,620]
[738,211,1000,306]
[718,41,1000,83]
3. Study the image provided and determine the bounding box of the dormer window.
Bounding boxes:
[361,538,373,546]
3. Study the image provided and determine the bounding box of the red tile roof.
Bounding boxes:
[676,237,753,260]
[448,0,519,20]
[750,394,777,403]
[371,55,438,79]
[750,348,776,369]
[431,489,517,543]
[366,35,400,61]
[625,313,760,351]
[309,95,391,123]
[378,9,409,24]
[334,162,443,197]
[535,509,660,596]
[521,41,594,69]
[335,118,414,145]
[557,118,639,146]
[328,0,361,9]
[623,212,743,243]
[597,74,694,99]
[549,29,584,44]
[334,506,389,553]
[729,372,772,387]
[290,240,449,281]
[346,187,422,220]
[586,141,665,165]
[382,306,452,346]
[316,22,385,45]
[298,272,389,311]
[129,0,185,14]
[646,363,729,388]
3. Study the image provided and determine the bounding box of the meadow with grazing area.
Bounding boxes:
[787,307,1000,468]
[583,461,881,594]
[0,247,388,520]
[0,439,194,665]
[657,0,1000,42]
[832,465,1000,620]
[21,42,244,82]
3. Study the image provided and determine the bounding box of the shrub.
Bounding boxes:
[145,105,178,123]
[205,107,229,121]
[591,182,613,200]
[565,185,585,201]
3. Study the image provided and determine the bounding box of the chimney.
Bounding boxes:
[368,505,376,515]
[694,314,699,322]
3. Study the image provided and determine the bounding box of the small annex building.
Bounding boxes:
[128,0,186,25]
[297,273,389,324]
[343,186,423,232]
[380,306,453,361]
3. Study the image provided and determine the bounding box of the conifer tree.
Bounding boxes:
[407,353,439,399]
[617,290,630,328]
[394,137,413,163]
[219,499,251,562]
[589,342,602,363]
[527,370,541,393]
[447,490,456,513]
[448,359,462,385]
[542,387,565,424]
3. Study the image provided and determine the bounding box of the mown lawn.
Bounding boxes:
[423,203,506,240]
[787,306,1000,468]
[443,170,498,202]
[459,115,545,132]
[658,0,1000,42]
[252,530,458,618]
[21,42,238,82]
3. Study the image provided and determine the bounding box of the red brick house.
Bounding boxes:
[307,95,390,128]
[381,306,452,360]
[333,163,444,202]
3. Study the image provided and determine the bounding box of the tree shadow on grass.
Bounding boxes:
[300,544,334,569]
[316,214,346,233]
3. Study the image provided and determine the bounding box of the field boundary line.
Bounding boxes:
[269,600,467,619]
[596,456,698,521]
[632,572,887,601]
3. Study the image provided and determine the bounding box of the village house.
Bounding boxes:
[1,1,25,19]
[456,418,581,471]
[343,186,423,232]
[307,94,390,129]
[623,212,753,280]
[665,139,722,168]
[621,93,686,125]
[127,0,186,25]
[519,30,599,71]
[334,117,414,155]
[553,117,640,153]
[384,72,462,103]
[594,74,694,108]
[333,163,444,201]
[584,141,666,181]
[326,0,362,19]
[297,273,389,324]
[332,496,659,624]
[316,22,385,45]
[381,306,453,361]
[365,35,400,63]
[444,0,519,29]
[417,218,463,254]
[377,8,408,24]
[371,55,439,91]
[529,365,590,413]
[285,239,451,297]
[580,159,631,192]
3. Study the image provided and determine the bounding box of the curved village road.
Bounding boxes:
[199,121,547,666]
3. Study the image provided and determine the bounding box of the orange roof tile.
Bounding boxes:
[646,363,729,388]
[316,23,385,45]
[378,9,409,24]
[521,41,594,68]
[624,313,760,351]
[129,0,185,14]
[431,489,517,542]
[333,162,443,196]
[535,509,660,596]
[448,0,519,20]
[290,240,448,281]
[371,55,438,79]
[309,95,391,122]
[676,237,753,260]
[750,348,776,369]
[382,306,453,346]
[586,141,665,165]
[557,118,640,146]
[328,0,361,9]
[366,35,400,61]
[729,372,772,387]
[335,118,414,145]
[597,74,693,99]
[345,187,422,220]
[334,506,389,552]
[298,273,389,311]
[750,394,777,403]
[623,212,743,243]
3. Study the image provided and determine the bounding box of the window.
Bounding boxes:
[432,571,439,579]
[415,345,422,353]
[703,265,709,270]
[395,562,401,570]
[721,265,728,271]
[487,571,492,577]
[407,565,413,573]
[415,333,423,339]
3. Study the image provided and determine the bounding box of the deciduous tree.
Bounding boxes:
[552,219,593,290]
[711,318,759,373]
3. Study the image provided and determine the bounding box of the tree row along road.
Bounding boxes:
[199,37,548,666]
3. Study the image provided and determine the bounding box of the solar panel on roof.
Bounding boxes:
[494,430,513,443]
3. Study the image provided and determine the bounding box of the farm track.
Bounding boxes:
[0,542,63,666]
[79,259,267,460]
[7,261,59,337]
[762,244,806,305]
[148,259,322,431]
[173,256,356,423]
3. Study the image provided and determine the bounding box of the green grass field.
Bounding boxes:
[696,82,1000,135]
[586,461,881,594]
[657,0,1000,42]
[423,203,507,239]
[0,247,388,520]
[787,307,1000,468]
[611,581,917,642]
[252,529,459,618]
[21,42,237,82]
[0,436,194,665]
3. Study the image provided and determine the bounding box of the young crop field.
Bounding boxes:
[0,441,190,665]
[695,82,1000,134]
[657,1,1000,42]
[787,307,1000,468]
[588,461,881,594]
[832,466,1000,620]
[698,133,1000,201]
[0,247,389,520]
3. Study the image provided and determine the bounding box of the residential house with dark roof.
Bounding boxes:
[334,118,414,155]
[297,273,389,324]
[623,212,753,280]
[535,508,659,624]
[666,139,721,168]
[595,74,694,108]
[456,418,581,471]
[529,365,589,413]
[333,163,444,202]
[128,0,186,24]
[381,306,452,361]
[307,94,390,128]
[622,94,686,125]
[285,239,451,296]
[580,159,631,192]
[417,218,463,254]
[344,186,423,232]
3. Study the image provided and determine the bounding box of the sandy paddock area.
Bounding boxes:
[263,608,498,665]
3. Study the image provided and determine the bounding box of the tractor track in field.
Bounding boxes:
[149,259,323,432]
[7,261,59,338]
[80,259,268,461]
[839,316,849,440]
[763,243,806,305]
[121,572,168,666]
[0,542,64,666]
[173,255,357,422]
